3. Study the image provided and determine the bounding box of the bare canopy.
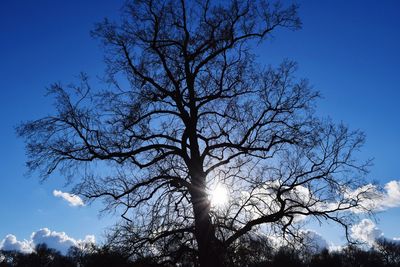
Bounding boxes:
[18,0,372,266]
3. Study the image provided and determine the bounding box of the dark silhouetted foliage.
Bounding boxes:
[376,238,400,266]
[2,240,400,267]
[1,244,74,267]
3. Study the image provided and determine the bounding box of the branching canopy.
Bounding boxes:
[18,0,372,266]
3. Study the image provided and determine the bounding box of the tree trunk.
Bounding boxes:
[186,113,225,266]
[191,173,225,267]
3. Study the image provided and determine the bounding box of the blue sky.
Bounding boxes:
[0,0,399,252]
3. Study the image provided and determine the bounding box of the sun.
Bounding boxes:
[209,184,229,208]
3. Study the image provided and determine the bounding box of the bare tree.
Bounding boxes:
[18,1,372,266]
[375,238,400,266]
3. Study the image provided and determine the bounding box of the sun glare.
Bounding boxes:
[209,184,229,208]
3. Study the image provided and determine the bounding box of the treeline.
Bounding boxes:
[1,238,400,267]
[0,243,144,267]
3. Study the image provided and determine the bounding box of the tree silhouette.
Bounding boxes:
[309,249,342,267]
[0,244,74,267]
[3,241,400,267]
[272,247,305,267]
[375,238,400,266]
[228,236,273,267]
[18,0,372,266]
[341,245,385,267]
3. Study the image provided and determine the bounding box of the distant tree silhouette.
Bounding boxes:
[340,245,384,267]
[226,235,273,267]
[309,249,342,267]
[67,243,96,267]
[375,238,400,267]
[0,250,8,267]
[3,241,400,267]
[67,244,142,267]
[78,247,134,267]
[0,244,74,267]
[271,246,305,267]
[18,0,373,266]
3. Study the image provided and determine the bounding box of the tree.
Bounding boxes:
[341,245,384,267]
[309,249,343,267]
[18,0,372,266]
[0,244,75,267]
[375,238,400,266]
[272,247,305,267]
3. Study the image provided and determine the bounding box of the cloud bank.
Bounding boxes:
[345,180,400,213]
[351,219,383,246]
[380,181,400,209]
[0,228,95,255]
[53,190,84,207]
[300,230,329,253]
[350,218,400,248]
[0,235,33,254]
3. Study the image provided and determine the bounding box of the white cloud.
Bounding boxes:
[351,219,383,246]
[325,180,400,214]
[381,181,400,208]
[300,230,329,253]
[342,184,381,213]
[346,180,400,212]
[238,180,400,225]
[53,190,84,207]
[0,235,33,254]
[31,228,77,254]
[257,229,329,254]
[350,218,400,248]
[0,228,95,255]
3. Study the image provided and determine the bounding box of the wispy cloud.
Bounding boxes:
[318,180,400,214]
[350,180,400,212]
[53,190,84,207]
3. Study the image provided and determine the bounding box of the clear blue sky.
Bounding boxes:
[0,0,399,249]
